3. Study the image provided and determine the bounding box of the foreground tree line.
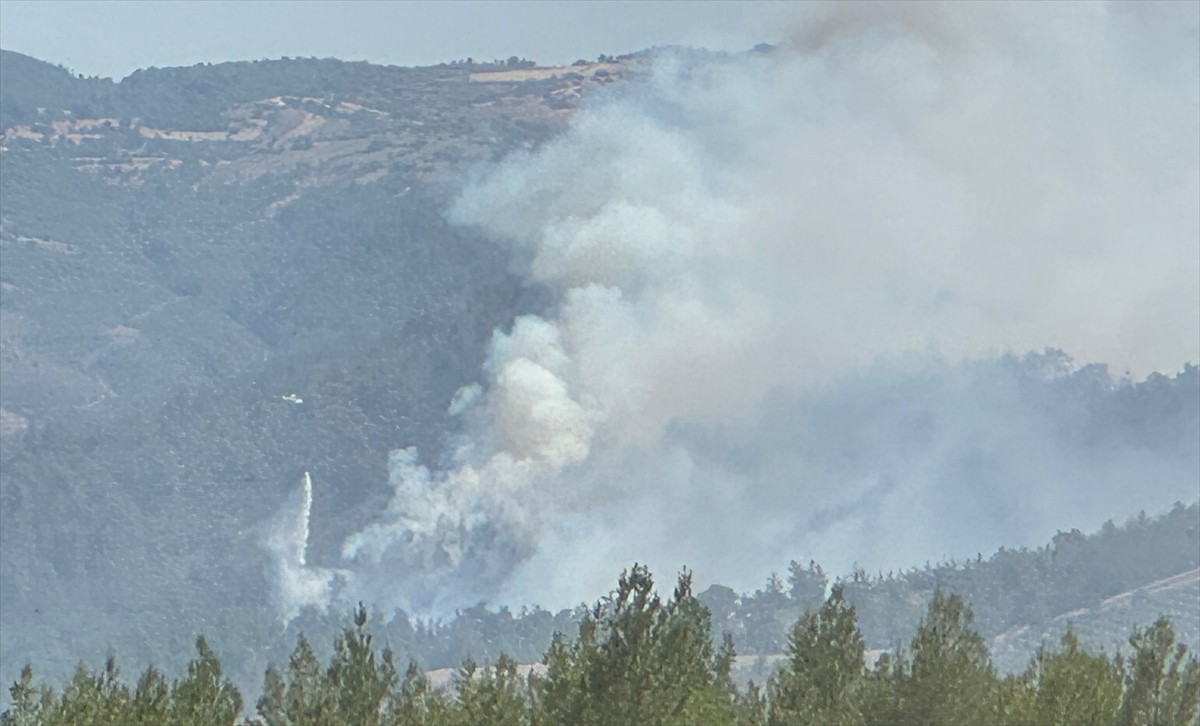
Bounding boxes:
[4,565,1198,726]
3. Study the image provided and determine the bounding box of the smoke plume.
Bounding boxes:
[279,2,1200,614]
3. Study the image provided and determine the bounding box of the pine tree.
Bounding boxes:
[51,654,132,725]
[654,570,730,724]
[786,560,827,609]
[532,565,734,725]
[768,585,866,726]
[903,590,997,725]
[714,632,738,697]
[324,603,397,725]
[859,650,910,726]
[257,665,289,726]
[387,661,448,726]
[449,653,526,725]
[129,664,172,725]
[283,633,331,724]
[170,635,243,725]
[1119,617,1200,726]
[533,629,586,725]
[735,678,770,726]
[1,665,54,726]
[1027,629,1120,725]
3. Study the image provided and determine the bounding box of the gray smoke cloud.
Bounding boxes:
[276,1,1200,615]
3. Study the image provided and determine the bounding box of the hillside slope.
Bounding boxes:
[0,49,628,691]
[1,47,1197,700]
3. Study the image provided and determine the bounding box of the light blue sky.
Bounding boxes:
[0,0,778,80]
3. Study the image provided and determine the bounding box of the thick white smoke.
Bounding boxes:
[281,2,1199,614]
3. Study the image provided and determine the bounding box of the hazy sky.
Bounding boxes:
[0,0,776,80]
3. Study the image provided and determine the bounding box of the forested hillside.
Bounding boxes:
[0,49,630,694]
[5,564,1198,725]
[2,39,1197,714]
[239,500,1200,680]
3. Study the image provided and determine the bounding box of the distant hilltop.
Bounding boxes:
[0,49,646,133]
